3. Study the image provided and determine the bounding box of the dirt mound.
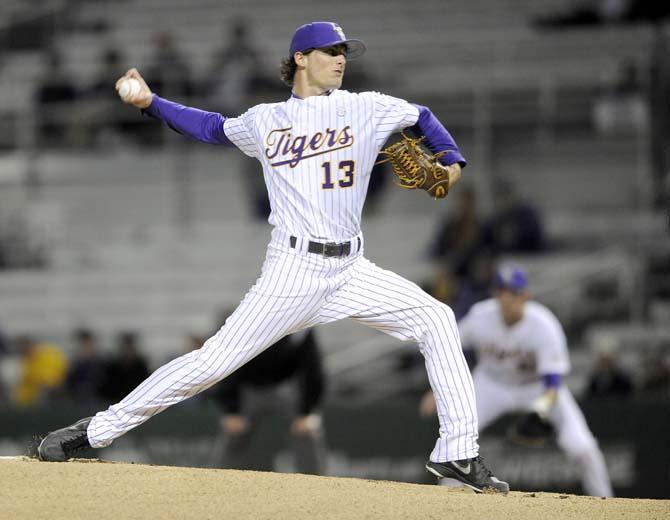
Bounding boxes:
[1,457,667,519]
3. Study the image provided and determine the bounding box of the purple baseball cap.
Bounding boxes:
[290,22,366,59]
[494,264,529,292]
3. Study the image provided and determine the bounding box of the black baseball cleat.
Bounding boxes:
[37,417,93,462]
[426,456,510,494]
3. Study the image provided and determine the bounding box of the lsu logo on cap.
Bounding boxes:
[331,23,346,40]
[494,264,528,292]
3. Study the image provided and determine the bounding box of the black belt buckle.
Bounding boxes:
[323,242,340,257]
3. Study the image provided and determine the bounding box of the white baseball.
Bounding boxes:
[118,78,141,101]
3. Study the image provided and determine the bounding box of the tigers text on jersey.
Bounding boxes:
[223,90,418,240]
[458,299,571,385]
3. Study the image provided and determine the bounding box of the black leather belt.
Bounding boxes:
[290,236,360,258]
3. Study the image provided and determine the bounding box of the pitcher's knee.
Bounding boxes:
[429,303,457,329]
[417,303,458,341]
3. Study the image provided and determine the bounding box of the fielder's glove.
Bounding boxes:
[377,132,460,199]
[507,412,555,447]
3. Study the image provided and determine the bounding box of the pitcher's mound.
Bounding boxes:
[1,457,667,519]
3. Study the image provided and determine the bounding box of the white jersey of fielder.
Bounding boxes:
[223,89,419,240]
[459,298,614,497]
[458,299,571,385]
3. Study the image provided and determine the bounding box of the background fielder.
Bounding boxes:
[421,264,613,496]
[36,21,508,493]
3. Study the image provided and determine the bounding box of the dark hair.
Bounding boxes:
[279,56,298,87]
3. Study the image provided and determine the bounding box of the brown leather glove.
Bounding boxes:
[377,133,461,199]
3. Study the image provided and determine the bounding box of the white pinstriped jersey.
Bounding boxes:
[223,90,419,240]
[86,85,482,464]
[458,299,571,385]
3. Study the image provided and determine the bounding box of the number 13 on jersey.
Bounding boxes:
[322,160,355,189]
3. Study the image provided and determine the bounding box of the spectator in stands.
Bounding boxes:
[206,18,281,220]
[584,336,634,398]
[100,331,150,404]
[211,310,327,474]
[65,328,106,404]
[34,51,79,147]
[428,185,483,276]
[480,178,547,255]
[449,252,496,321]
[89,47,126,97]
[428,251,495,326]
[638,349,670,396]
[72,46,136,148]
[145,32,194,99]
[206,17,264,113]
[13,335,68,407]
[424,187,494,324]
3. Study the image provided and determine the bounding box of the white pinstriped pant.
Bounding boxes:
[88,228,479,462]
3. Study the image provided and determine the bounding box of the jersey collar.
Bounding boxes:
[290,89,334,100]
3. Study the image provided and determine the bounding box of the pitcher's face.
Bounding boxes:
[298,45,347,91]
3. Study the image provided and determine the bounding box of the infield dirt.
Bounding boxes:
[1,457,668,519]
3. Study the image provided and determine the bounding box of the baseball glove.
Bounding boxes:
[377,132,460,199]
[507,412,555,447]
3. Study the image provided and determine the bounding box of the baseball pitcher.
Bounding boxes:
[37,21,507,493]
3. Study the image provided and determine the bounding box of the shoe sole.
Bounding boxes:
[438,478,470,489]
[426,464,486,493]
[426,463,509,494]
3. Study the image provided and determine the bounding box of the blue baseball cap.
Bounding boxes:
[494,264,529,292]
[290,22,366,59]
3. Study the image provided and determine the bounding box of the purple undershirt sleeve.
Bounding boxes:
[410,104,467,167]
[142,94,234,146]
[542,373,562,389]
